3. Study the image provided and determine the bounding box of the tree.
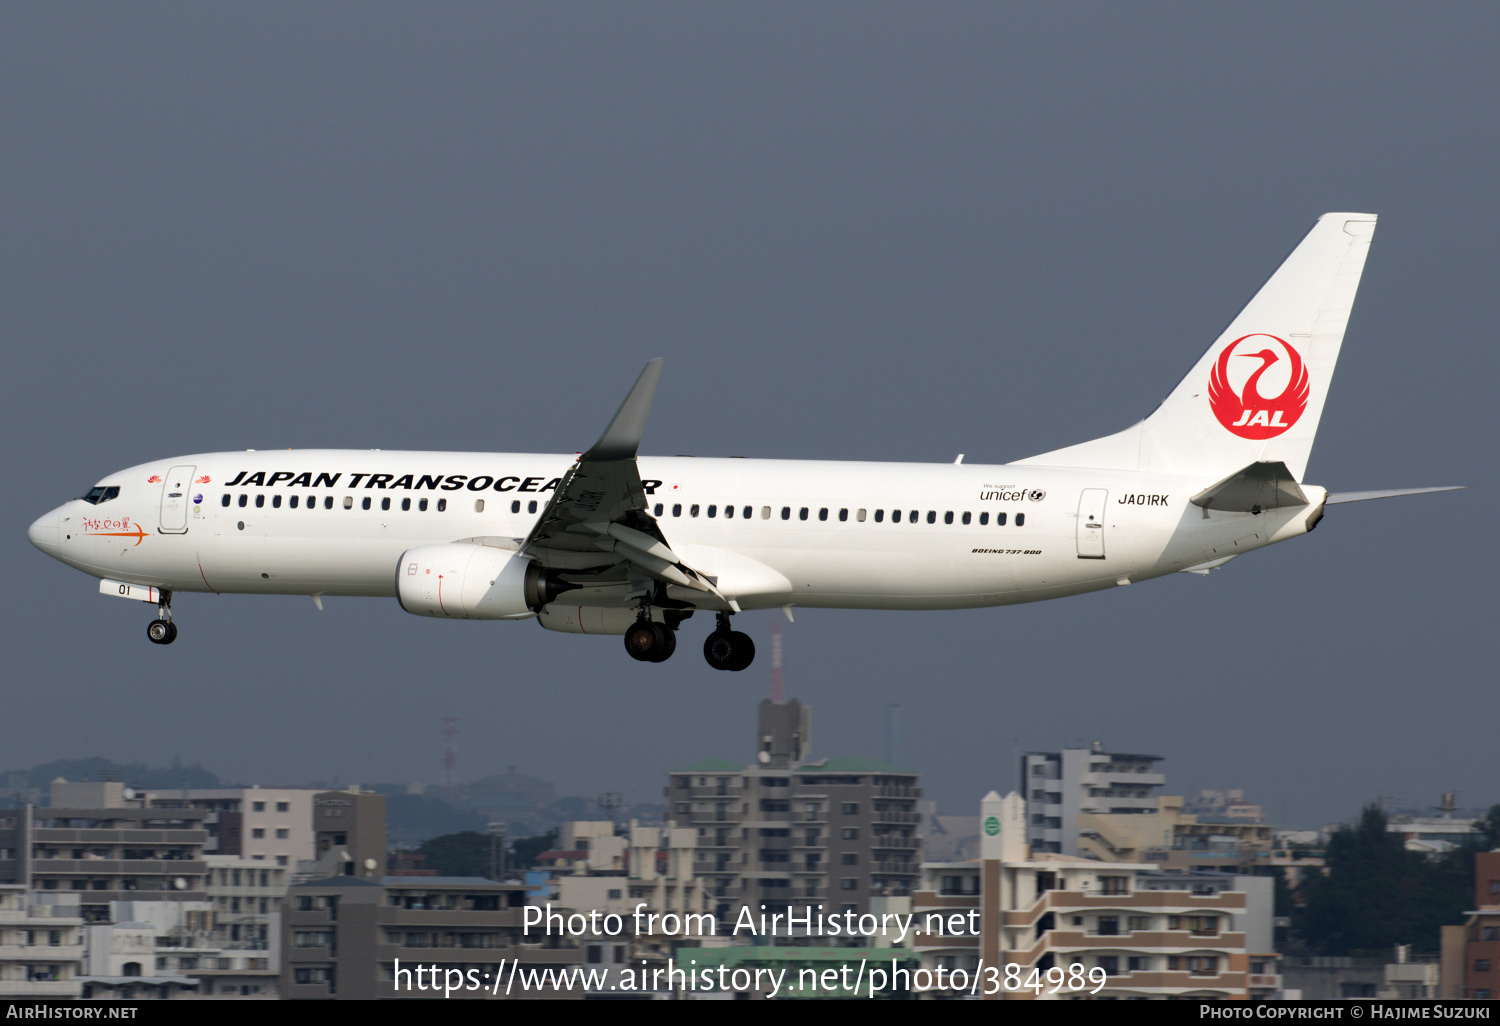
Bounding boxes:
[1472,804,1500,852]
[1296,804,1476,955]
[510,828,560,871]
[416,831,491,877]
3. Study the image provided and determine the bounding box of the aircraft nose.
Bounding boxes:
[28,508,60,558]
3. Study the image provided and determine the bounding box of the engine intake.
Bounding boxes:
[395,544,575,619]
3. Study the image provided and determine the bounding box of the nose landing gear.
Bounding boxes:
[146,592,177,645]
[703,612,754,671]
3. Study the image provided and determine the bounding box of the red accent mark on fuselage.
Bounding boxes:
[88,525,149,546]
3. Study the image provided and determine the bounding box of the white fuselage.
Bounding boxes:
[31,450,1324,613]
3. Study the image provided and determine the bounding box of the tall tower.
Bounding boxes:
[770,623,785,704]
[440,717,460,792]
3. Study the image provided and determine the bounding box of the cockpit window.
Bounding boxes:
[81,486,121,505]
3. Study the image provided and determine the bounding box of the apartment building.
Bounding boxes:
[1440,850,1500,999]
[153,788,319,868]
[308,789,387,880]
[24,783,210,915]
[529,821,709,988]
[195,854,285,996]
[912,791,1269,999]
[282,875,581,999]
[1021,743,1166,856]
[1078,795,1275,874]
[665,699,922,924]
[0,884,84,998]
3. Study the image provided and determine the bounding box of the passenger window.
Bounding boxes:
[745,506,754,519]
[724,505,734,518]
[527,500,537,514]
[961,511,970,524]
[362,497,372,510]
[874,509,884,522]
[308,495,316,508]
[290,495,300,509]
[690,504,700,517]
[512,500,521,513]
[943,511,952,524]
[819,508,829,521]
[437,498,447,512]
[909,510,918,523]
[1016,512,1026,526]
[707,504,716,518]
[891,510,901,523]
[474,499,484,513]
[838,509,847,522]
[799,507,809,521]
[927,511,936,524]
[381,498,391,511]
[272,495,282,509]
[238,494,248,507]
[221,494,231,508]
[402,498,411,511]
[343,496,353,509]
[760,506,771,519]
[654,503,663,516]
[781,507,791,520]
[419,499,429,512]
[979,511,988,525]
[996,512,1007,526]
[856,509,866,522]
[673,504,682,517]
[324,496,333,509]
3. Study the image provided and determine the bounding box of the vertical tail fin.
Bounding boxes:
[1016,213,1377,481]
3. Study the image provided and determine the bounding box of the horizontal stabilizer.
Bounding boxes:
[1326,486,1464,504]
[1191,460,1308,513]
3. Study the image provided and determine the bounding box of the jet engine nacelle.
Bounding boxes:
[395,544,573,619]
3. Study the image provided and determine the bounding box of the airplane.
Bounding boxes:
[28,212,1460,670]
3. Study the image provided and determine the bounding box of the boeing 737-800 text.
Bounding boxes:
[27,213,1459,669]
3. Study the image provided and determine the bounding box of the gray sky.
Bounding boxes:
[4,3,1493,828]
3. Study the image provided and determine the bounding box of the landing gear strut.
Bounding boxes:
[147,591,177,646]
[703,612,754,671]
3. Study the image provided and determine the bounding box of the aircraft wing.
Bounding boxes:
[517,359,729,604]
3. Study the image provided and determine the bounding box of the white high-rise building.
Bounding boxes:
[1021,742,1166,855]
[144,788,319,869]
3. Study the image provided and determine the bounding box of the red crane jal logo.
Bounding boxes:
[1208,334,1309,439]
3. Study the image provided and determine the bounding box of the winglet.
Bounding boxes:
[584,359,664,461]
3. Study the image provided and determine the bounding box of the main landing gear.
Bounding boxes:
[146,592,177,646]
[623,608,753,670]
[623,619,676,663]
[703,612,754,672]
